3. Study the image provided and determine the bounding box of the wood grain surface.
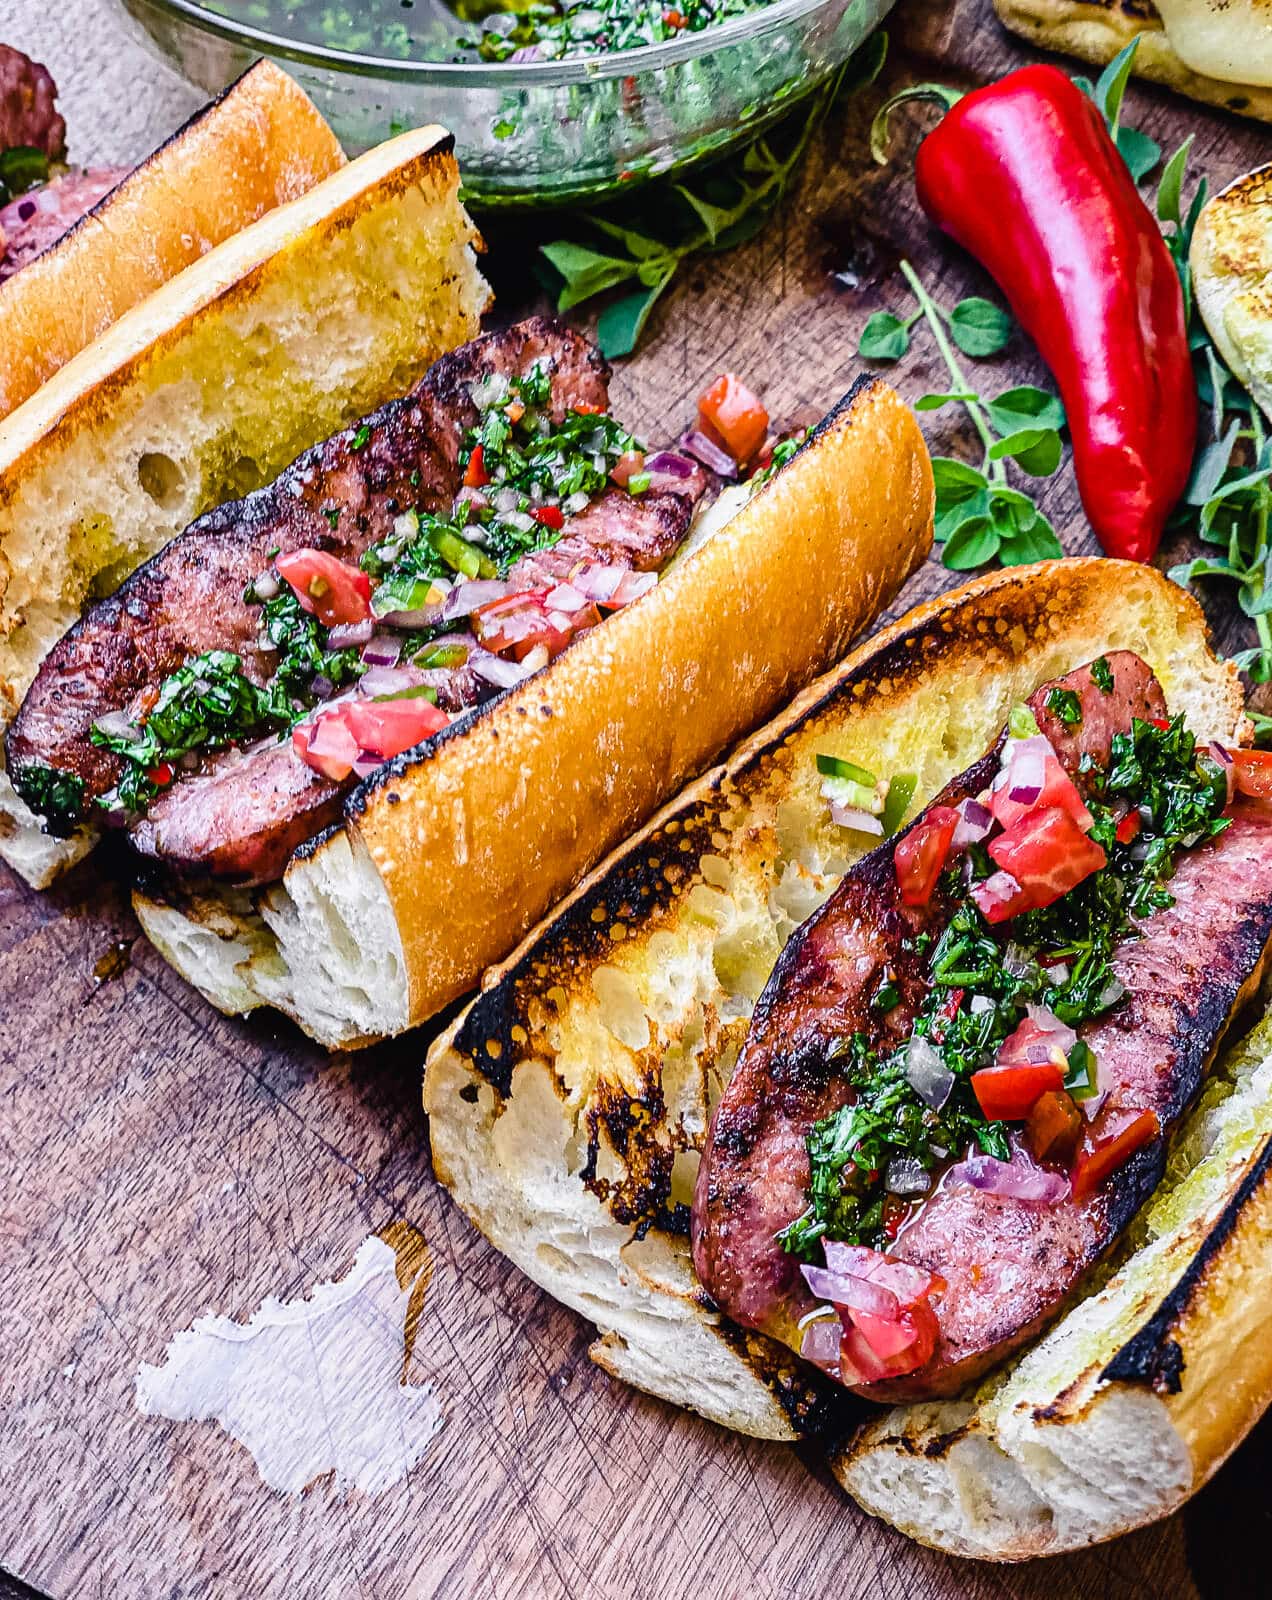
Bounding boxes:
[3,2,1271,1596]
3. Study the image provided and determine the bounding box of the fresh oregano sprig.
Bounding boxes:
[859,260,1065,569]
[537,37,887,359]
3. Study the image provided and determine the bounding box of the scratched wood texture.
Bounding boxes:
[3,3,1272,1597]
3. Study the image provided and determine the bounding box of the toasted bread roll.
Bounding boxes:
[994,0,1272,119]
[422,560,1252,1500]
[0,60,345,420]
[1192,164,1272,420]
[0,126,488,887]
[133,376,933,1046]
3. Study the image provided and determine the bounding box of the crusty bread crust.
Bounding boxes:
[1191,164,1272,423]
[0,60,344,421]
[994,0,1272,119]
[422,560,1256,1507]
[133,376,934,1045]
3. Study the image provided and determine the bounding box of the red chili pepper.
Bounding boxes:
[146,762,174,788]
[902,66,1195,563]
[464,444,489,489]
[1115,810,1142,846]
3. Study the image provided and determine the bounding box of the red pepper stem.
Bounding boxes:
[898,259,1002,477]
[871,83,964,166]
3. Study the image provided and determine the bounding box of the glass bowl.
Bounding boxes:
[117,0,898,207]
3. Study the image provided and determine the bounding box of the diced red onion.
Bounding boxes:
[823,1240,936,1303]
[361,633,402,668]
[327,619,374,649]
[885,1155,931,1196]
[608,569,658,606]
[681,428,738,479]
[352,751,385,779]
[521,643,551,674]
[252,570,280,601]
[1209,742,1235,804]
[469,650,529,689]
[1080,1090,1108,1121]
[561,489,590,516]
[1026,1004,1077,1055]
[310,674,335,701]
[952,797,995,850]
[800,1316,841,1368]
[969,994,994,1015]
[828,802,885,835]
[801,1265,899,1320]
[441,579,513,621]
[380,608,445,631]
[358,664,426,698]
[491,486,520,515]
[1097,977,1126,1009]
[545,582,590,614]
[948,1150,1070,1206]
[503,510,536,535]
[644,449,697,483]
[94,710,144,742]
[993,733,1054,806]
[973,870,1024,918]
[571,563,625,604]
[905,1035,954,1111]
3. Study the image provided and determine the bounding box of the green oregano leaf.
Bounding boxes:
[859,311,911,361]
[947,297,1012,357]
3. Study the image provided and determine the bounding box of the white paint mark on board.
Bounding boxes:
[136,1235,441,1495]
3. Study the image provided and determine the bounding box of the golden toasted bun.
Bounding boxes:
[0,126,488,888]
[421,560,1251,1501]
[994,0,1272,118]
[132,377,934,1046]
[1191,165,1272,420]
[0,60,345,421]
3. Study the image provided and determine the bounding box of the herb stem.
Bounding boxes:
[899,259,1003,477]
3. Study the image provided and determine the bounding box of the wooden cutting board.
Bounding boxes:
[3,2,1270,1595]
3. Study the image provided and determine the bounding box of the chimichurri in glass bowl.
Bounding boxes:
[119,0,898,206]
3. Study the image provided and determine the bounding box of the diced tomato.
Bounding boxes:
[1149,717,1171,731]
[1026,1088,1083,1166]
[697,372,769,466]
[474,590,579,662]
[996,1015,1068,1072]
[1232,749,1272,801]
[505,400,525,424]
[1072,1107,1160,1201]
[532,505,564,530]
[989,746,1093,833]
[815,1244,945,1384]
[610,449,646,488]
[293,696,448,781]
[341,696,448,757]
[893,804,960,908]
[463,443,489,489]
[276,548,372,627]
[572,402,605,415]
[293,708,359,782]
[146,761,175,789]
[987,805,1107,914]
[971,1058,1065,1121]
[1115,810,1142,845]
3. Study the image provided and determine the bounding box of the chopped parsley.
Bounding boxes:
[749,429,807,493]
[256,589,366,701]
[1091,656,1114,694]
[779,711,1231,1258]
[1045,686,1083,726]
[91,651,295,815]
[11,763,86,836]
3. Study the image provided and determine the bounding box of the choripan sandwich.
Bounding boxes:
[994,0,1272,120]
[0,49,345,417]
[0,120,490,889]
[425,557,1272,1558]
[3,250,934,1045]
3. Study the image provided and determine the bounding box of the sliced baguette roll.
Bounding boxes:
[422,560,1262,1537]
[133,376,933,1047]
[0,125,488,888]
[0,59,345,421]
[993,0,1272,119]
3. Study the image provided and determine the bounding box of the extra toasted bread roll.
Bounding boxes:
[0,60,345,420]
[132,376,933,1047]
[0,126,488,888]
[1191,164,1272,420]
[423,561,1270,1555]
[993,1,1272,120]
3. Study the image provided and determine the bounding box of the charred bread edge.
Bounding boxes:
[0,60,345,421]
[422,558,1247,1461]
[133,375,934,1046]
[992,0,1272,121]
